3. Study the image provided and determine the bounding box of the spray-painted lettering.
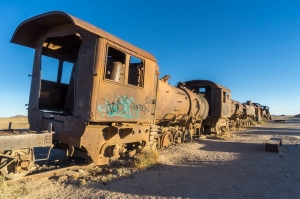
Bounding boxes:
[98,96,151,118]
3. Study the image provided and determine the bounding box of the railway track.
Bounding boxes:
[6,163,90,184]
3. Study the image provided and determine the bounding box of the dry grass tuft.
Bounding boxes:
[99,174,119,184]
[0,174,9,197]
[251,120,258,126]
[0,174,31,198]
[133,149,159,170]
[79,179,87,186]
[258,121,266,125]
[70,173,79,180]
[215,131,233,140]
[11,186,31,197]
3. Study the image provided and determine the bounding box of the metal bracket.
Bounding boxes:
[34,146,53,162]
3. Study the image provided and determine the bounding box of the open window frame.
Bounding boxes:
[103,44,145,88]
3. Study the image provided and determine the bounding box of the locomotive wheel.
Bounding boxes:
[173,131,183,144]
[161,131,173,148]
[0,148,35,180]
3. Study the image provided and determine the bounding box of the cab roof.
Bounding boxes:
[11,11,156,62]
[183,80,231,92]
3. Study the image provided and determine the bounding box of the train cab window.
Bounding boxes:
[105,46,144,87]
[105,47,126,83]
[41,56,73,84]
[223,91,229,103]
[41,56,59,82]
[199,87,206,93]
[128,56,144,87]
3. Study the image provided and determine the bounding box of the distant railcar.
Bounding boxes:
[253,103,272,122]
[229,100,253,129]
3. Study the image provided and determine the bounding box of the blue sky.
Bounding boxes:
[0,0,299,117]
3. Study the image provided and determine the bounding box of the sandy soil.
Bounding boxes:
[2,116,300,199]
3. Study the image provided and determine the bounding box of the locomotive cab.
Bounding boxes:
[11,11,158,164]
[182,80,231,134]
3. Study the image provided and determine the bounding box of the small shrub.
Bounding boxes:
[0,174,31,198]
[133,149,159,170]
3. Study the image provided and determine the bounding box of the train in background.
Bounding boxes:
[180,80,271,134]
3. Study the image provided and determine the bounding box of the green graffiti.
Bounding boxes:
[98,96,134,118]
[97,96,150,118]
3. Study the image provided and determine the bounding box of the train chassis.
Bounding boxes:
[0,126,53,179]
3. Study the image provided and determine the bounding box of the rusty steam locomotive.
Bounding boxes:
[0,11,270,179]
[0,11,209,179]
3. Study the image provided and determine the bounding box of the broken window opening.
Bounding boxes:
[39,34,82,115]
[104,46,144,87]
[199,87,206,93]
[128,55,144,87]
[105,47,126,82]
[223,91,229,103]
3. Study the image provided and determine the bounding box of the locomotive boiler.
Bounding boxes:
[1,10,209,179]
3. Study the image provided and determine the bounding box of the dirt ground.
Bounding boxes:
[1,116,300,199]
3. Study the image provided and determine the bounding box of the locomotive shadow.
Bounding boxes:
[83,119,300,198]
[34,147,65,162]
[194,139,266,153]
[84,140,299,198]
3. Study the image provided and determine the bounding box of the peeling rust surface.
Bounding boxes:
[0,131,53,151]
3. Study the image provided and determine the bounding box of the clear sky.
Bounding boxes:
[0,0,299,117]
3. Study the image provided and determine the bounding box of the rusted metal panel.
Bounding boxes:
[0,131,53,151]
[155,80,208,123]
[64,117,87,137]
[74,35,97,119]
[28,110,43,128]
[28,42,42,111]
[94,40,157,123]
